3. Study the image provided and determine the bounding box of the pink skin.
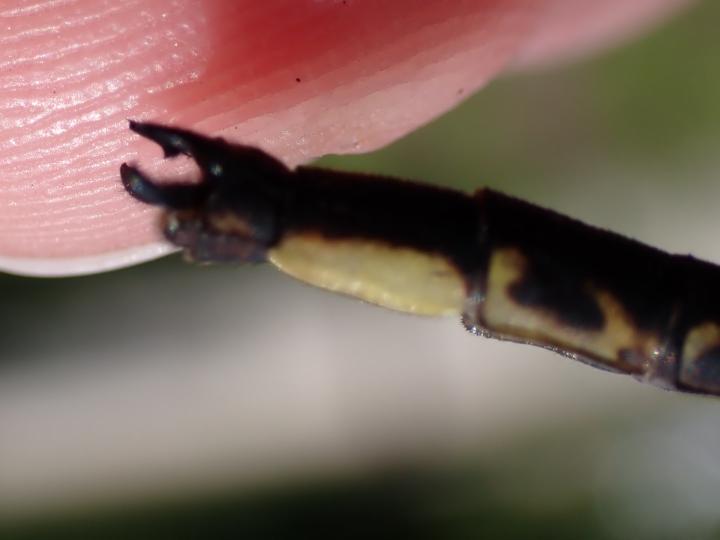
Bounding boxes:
[0,0,693,275]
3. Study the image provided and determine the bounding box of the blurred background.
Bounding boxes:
[2,0,720,537]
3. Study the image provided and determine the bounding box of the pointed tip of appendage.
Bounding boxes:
[120,163,165,206]
[126,120,193,159]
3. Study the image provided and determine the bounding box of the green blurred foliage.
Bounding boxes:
[4,409,718,540]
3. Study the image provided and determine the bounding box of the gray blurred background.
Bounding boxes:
[3,1,720,538]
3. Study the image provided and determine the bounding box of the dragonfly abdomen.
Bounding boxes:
[120,121,720,397]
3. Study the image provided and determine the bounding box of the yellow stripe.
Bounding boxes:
[268,233,465,316]
[482,247,661,367]
[682,322,720,363]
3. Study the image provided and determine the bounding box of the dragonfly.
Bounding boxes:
[121,121,720,398]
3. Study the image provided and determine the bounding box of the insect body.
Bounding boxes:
[121,121,720,397]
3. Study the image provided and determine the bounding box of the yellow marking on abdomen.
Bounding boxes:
[268,233,465,316]
[682,322,720,363]
[680,322,720,392]
[208,211,255,237]
[481,247,661,367]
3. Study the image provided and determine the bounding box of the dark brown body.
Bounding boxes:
[121,121,720,397]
